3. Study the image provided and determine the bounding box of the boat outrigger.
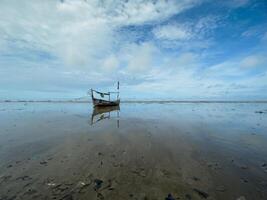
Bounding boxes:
[90,82,120,107]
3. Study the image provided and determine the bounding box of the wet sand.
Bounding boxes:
[0,102,267,200]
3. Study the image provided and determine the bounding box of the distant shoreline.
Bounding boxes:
[1,100,267,103]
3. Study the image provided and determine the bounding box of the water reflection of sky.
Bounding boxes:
[120,103,267,134]
[1,102,267,200]
[1,102,267,147]
[1,103,267,132]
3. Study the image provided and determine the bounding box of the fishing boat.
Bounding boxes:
[90,82,120,107]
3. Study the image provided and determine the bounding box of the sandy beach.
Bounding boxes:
[0,102,267,200]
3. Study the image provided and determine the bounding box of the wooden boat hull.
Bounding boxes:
[92,98,120,107]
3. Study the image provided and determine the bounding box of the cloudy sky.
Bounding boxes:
[0,0,266,100]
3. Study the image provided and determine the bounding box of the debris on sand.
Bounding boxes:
[240,178,248,183]
[193,188,209,199]
[97,192,104,200]
[207,162,221,170]
[24,188,37,196]
[16,175,32,181]
[40,161,48,165]
[94,179,103,190]
[47,182,56,187]
[76,180,91,193]
[240,165,248,170]
[192,176,200,181]
[255,110,267,114]
[61,193,73,200]
[237,196,246,200]
[23,182,32,188]
[165,193,176,200]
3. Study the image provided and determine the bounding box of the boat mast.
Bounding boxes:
[117,81,120,100]
[91,89,94,99]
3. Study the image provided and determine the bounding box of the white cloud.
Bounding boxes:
[152,15,222,52]
[122,42,159,73]
[153,24,191,40]
[0,0,199,69]
[241,25,267,40]
[203,53,267,78]
[102,55,119,72]
[107,0,199,26]
[127,51,267,100]
[194,15,222,37]
[154,15,222,40]
[1,0,266,100]
[240,55,266,68]
[1,0,203,99]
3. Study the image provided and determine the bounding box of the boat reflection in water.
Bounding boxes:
[91,105,120,128]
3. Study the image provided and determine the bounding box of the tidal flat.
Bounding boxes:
[0,102,267,200]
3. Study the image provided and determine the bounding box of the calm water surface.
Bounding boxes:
[0,102,267,200]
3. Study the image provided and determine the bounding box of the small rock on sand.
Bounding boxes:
[94,179,103,190]
[165,193,176,200]
[241,178,248,183]
[40,161,47,165]
[192,176,200,181]
[240,165,248,170]
[193,188,209,199]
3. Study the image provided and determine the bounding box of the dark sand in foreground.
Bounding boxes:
[0,102,267,200]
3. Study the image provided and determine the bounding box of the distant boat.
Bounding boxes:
[90,82,120,107]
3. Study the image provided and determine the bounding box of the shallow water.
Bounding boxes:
[0,102,267,200]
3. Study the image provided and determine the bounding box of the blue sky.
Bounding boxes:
[0,0,267,100]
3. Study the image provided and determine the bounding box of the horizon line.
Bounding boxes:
[1,100,267,103]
